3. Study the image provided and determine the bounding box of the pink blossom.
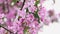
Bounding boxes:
[26,13,34,22]
[18,10,26,18]
[38,7,46,18]
[0,0,3,4]
[28,5,37,13]
[40,0,45,4]
[0,0,59,34]
[0,28,5,34]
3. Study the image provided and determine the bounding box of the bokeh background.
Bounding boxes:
[38,0,60,34]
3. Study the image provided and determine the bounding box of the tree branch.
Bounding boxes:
[5,0,10,13]
[0,25,14,34]
[20,0,25,10]
[53,0,55,4]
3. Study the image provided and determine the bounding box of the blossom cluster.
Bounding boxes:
[0,0,59,34]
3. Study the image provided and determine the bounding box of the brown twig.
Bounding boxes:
[5,0,10,13]
[0,25,14,34]
[20,0,25,10]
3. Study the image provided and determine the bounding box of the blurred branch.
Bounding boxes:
[53,0,55,4]
[20,0,25,10]
[5,0,10,13]
[0,24,14,34]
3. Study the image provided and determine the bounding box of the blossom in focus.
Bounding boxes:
[0,0,59,34]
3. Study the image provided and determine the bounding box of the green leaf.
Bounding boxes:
[34,9,40,23]
[23,26,29,34]
[34,0,40,23]
[11,0,20,6]
[34,9,39,18]
[26,8,29,13]
[12,0,17,3]
[35,0,40,6]
[12,0,20,4]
